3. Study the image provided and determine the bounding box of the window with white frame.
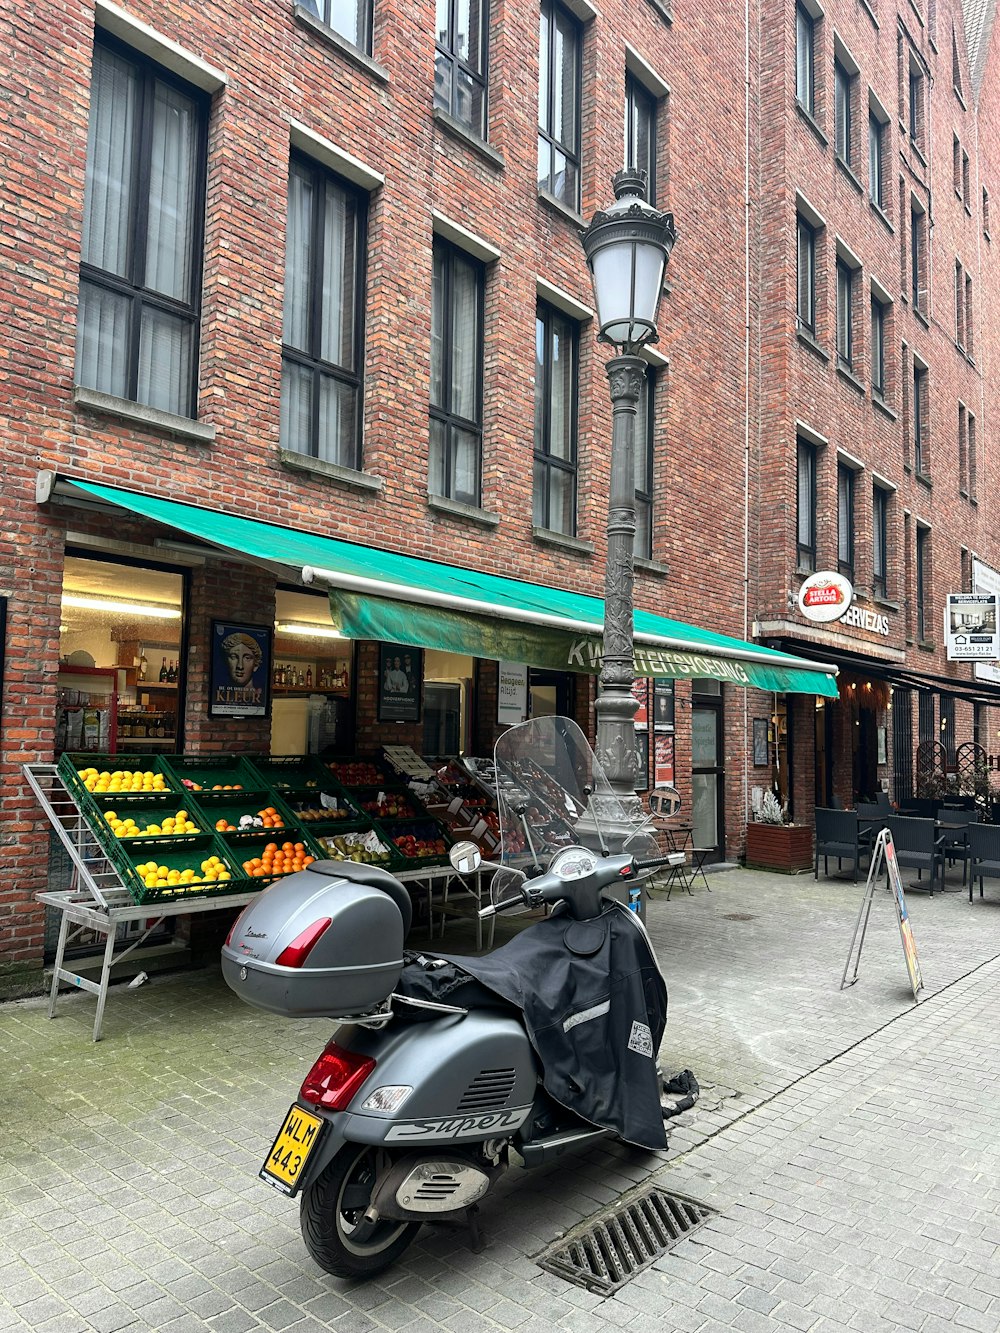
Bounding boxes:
[280,154,367,467]
[76,36,209,418]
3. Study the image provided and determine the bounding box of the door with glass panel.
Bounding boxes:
[691,686,724,862]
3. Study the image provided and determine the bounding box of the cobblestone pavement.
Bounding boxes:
[2,866,1000,1331]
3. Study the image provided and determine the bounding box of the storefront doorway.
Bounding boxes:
[528,669,573,718]
[692,681,725,861]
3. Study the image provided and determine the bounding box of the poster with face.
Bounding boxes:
[378,643,422,722]
[210,622,272,717]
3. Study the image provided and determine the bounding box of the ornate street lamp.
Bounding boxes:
[581,168,677,802]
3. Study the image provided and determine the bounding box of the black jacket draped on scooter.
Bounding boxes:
[396,901,668,1150]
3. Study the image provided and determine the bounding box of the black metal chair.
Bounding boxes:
[938,808,977,885]
[885,816,945,896]
[967,824,1000,903]
[814,809,868,882]
[875,791,893,814]
[856,801,886,846]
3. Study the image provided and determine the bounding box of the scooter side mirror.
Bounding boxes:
[449,840,482,874]
[648,785,682,819]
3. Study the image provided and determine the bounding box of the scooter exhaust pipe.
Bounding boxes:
[369,1154,504,1221]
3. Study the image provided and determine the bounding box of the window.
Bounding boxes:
[966,273,974,355]
[915,525,929,641]
[429,240,484,506]
[912,362,928,475]
[837,463,854,577]
[959,402,968,493]
[953,134,961,194]
[836,259,853,369]
[910,203,925,312]
[280,155,366,468]
[625,72,657,204]
[796,215,817,334]
[955,260,965,347]
[869,111,884,208]
[796,437,817,572]
[533,302,578,535]
[634,370,654,559]
[76,38,208,418]
[918,690,934,744]
[963,151,971,208]
[834,60,852,165]
[303,0,372,52]
[969,412,978,500]
[984,186,991,238]
[538,0,581,210]
[870,293,886,397]
[872,485,888,598]
[908,63,924,153]
[795,3,815,115]
[434,0,488,137]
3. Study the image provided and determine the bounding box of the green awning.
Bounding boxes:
[60,477,839,697]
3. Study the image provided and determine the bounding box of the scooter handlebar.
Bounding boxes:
[478,895,525,919]
[632,854,681,872]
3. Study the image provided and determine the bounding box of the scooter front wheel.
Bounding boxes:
[300,1143,421,1280]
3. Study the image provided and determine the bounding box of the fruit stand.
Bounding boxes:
[27,747,494,1037]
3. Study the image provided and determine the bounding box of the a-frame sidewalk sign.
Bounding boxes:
[840,827,924,1001]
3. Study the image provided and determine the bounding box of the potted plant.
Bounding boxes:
[744,791,813,873]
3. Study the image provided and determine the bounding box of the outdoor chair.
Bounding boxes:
[856,801,887,844]
[874,791,893,814]
[885,816,945,896]
[814,809,869,882]
[967,824,1000,903]
[938,808,977,885]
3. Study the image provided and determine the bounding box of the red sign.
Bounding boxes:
[654,734,674,786]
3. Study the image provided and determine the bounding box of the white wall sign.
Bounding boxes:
[497,660,528,725]
[840,605,889,636]
[945,593,1000,661]
[972,561,1000,682]
[797,571,854,623]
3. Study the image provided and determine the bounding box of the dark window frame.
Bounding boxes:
[796,214,817,334]
[836,258,854,370]
[837,462,855,578]
[796,437,817,573]
[77,32,210,419]
[873,484,888,599]
[533,301,579,536]
[303,0,373,54]
[434,0,489,137]
[429,236,486,507]
[910,203,925,312]
[916,524,929,641]
[795,2,815,115]
[634,368,655,560]
[870,293,886,397]
[280,151,368,469]
[538,0,582,210]
[625,70,658,205]
[913,361,927,476]
[868,110,884,208]
[834,59,853,166]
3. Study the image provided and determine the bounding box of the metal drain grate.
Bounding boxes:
[538,1187,716,1295]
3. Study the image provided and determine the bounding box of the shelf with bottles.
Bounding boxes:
[117,709,177,744]
[271,657,351,696]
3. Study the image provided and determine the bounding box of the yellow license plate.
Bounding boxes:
[260,1104,325,1195]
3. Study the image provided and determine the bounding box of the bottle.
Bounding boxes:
[159,658,168,682]
[167,660,177,683]
[297,667,305,687]
[138,652,148,682]
[306,667,313,688]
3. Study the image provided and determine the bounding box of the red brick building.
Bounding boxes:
[1,0,999,993]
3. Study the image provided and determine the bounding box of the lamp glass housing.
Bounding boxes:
[590,240,668,346]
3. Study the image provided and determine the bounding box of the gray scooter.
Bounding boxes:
[222,717,679,1280]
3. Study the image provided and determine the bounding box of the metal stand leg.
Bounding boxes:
[92,925,118,1043]
[47,912,71,1019]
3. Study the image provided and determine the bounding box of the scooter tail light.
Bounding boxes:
[300,1042,377,1111]
[274,917,332,968]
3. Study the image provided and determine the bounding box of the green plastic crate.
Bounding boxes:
[100,831,248,906]
[89,792,208,842]
[245,755,333,791]
[160,754,267,797]
[350,785,424,822]
[225,830,325,887]
[277,785,366,836]
[309,824,401,870]
[186,790,302,840]
[376,817,453,867]
[324,755,397,788]
[57,752,177,806]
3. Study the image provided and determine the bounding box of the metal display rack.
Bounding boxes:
[25,764,256,1041]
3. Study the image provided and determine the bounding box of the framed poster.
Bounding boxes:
[634,727,650,793]
[378,644,422,722]
[652,677,675,731]
[752,717,769,766]
[210,621,272,717]
[630,677,649,726]
[654,733,675,786]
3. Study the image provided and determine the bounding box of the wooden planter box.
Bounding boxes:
[744,822,813,874]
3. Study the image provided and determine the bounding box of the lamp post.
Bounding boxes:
[581,168,677,802]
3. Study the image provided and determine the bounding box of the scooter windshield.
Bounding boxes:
[492,716,658,898]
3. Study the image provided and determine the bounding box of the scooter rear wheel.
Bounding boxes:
[300,1143,421,1279]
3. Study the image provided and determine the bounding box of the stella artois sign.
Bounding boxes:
[797,571,854,624]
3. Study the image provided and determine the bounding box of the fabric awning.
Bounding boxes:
[56,477,839,697]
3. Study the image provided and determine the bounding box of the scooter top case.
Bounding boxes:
[221,861,411,1018]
